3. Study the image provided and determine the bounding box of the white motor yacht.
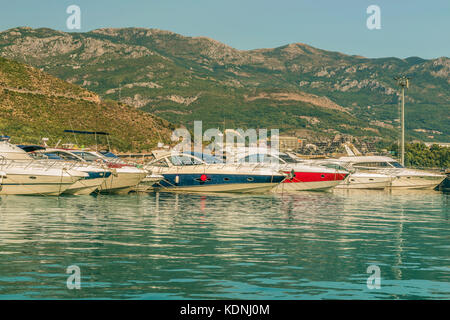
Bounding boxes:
[311,159,391,190]
[145,152,286,193]
[238,152,349,192]
[19,146,112,195]
[336,156,446,189]
[0,142,86,195]
[58,149,148,194]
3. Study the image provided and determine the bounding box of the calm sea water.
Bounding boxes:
[0,190,448,300]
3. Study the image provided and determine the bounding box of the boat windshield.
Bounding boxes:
[240,154,283,164]
[389,161,404,168]
[48,151,81,161]
[278,153,298,164]
[184,152,223,164]
[170,155,204,166]
[30,152,62,160]
[320,163,348,171]
[149,159,169,167]
[100,151,118,158]
[71,151,103,162]
[353,161,404,169]
[43,153,63,160]
[353,161,391,168]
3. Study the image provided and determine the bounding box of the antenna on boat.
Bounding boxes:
[62,130,110,151]
[106,135,111,152]
[68,120,79,147]
[94,131,98,151]
[394,75,411,167]
[42,137,49,147]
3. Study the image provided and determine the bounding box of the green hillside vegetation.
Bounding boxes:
[0,57,174,151]
[388,142,449,169]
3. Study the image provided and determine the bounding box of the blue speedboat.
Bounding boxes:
[145,152,286,193]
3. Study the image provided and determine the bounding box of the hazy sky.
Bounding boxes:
[1,0,448,59]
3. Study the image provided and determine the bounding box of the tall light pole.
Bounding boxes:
[394,75,410,166]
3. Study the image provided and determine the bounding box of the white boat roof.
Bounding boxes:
[337,155,397,163]
[0,142,33,160]
[152,149,172,158]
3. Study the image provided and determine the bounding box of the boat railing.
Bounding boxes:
[0,158,96,172]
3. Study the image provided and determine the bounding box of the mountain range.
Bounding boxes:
[0,27,449,143]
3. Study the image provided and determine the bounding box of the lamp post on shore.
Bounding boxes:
[394,75,410,166]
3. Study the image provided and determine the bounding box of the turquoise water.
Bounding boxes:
[0,190,448,299]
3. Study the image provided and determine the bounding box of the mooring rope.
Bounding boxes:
[58,168,65,196]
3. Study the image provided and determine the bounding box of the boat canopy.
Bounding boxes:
[99,151,118,158]
[63,130,110,135]
[185,152,223,164]
[17,145,47,153]
[42,153,63,160]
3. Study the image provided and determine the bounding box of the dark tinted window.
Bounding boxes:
[389,161,404,168]
[170,155,203,166]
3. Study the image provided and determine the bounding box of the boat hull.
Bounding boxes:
[272,171,348,192]
[438,175,450,191]
[389,175,446,189]
[63,171,111,195]
[157,182,278,193]
[336,181,389,190]
[335,173,391,190]
[99,171,147,194]
[63,177,105,195]
[272,180,342,192]
[132,174,164,193]
[0,174,79,195]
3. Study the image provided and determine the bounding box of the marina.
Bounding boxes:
[0,126,447,303]
[0,138,447,196]
[0,3,448,304]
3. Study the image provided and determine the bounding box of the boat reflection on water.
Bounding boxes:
[0,190,448,299]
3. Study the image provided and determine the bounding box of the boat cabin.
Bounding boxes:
[338,156,405,170]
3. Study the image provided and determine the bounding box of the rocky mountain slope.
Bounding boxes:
[0,27,448,142]
[0,56,173,151]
